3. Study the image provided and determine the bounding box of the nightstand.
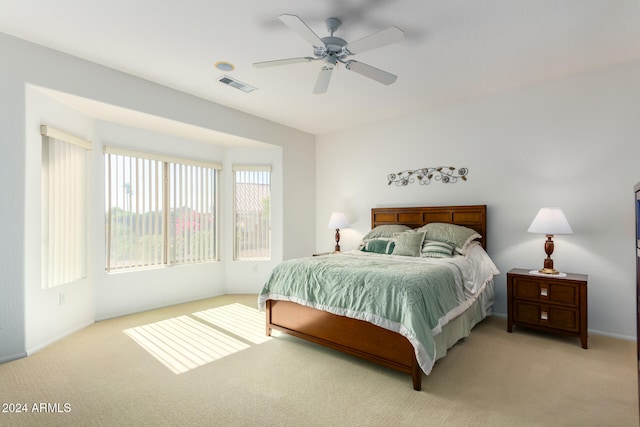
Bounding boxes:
[507,268,588,349]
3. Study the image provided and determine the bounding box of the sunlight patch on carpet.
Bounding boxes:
[193,303,276,344]
[124,315,250,374]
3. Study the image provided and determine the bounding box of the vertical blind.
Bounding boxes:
[233,165,272,260]
[169,162,217,265]
[104,146,220,271]
[41,125,91,288]
[105,154,165,270]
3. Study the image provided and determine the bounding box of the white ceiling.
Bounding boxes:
[1,0,640,136]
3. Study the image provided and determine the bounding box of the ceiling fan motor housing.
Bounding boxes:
[315,36,348,58]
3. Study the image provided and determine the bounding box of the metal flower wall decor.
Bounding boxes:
[387,167,468,186]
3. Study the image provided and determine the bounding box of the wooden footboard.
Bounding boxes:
[266,299,422,390]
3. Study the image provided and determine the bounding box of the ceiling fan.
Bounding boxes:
[254,14,404,94]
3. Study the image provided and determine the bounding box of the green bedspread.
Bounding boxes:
[258,252,470,375]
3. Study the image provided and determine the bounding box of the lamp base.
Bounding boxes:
[538,267,559,275]
[334,229,341,253]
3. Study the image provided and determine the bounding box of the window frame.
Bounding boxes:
[233,165,272,261]
[104,146,221,272]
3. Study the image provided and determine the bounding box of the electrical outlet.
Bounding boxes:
[59,293,65,306]
[252,265,258,273]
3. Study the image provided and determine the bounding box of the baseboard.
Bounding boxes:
[0,352,27,364]
[26,320,95,356]
[490,312,636,342]
[95,292,225,322]
[588,329,635,342]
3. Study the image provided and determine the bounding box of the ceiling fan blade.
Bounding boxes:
[313,67,334,94]
[279,14,325,47]
[345,61,398,85]
[346,27,404,54]
[253,57,316,68]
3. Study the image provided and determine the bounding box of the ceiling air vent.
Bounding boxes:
[218,75,257,93]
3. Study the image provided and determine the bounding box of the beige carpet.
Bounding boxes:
[0,294,637,427]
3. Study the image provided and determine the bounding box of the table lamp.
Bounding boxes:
[527,207,573,274]
[328,212,350,252]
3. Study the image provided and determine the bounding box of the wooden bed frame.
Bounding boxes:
[265,205,487,390]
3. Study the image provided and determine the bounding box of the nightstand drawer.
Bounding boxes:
[513,301,580,333]
[512,276,579,306]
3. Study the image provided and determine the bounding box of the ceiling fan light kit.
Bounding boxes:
[254,14,404,94]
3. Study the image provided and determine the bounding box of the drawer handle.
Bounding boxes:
[541,311,548,320]
[540,287,548,297]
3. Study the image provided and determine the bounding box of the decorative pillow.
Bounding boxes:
[361,224,411,241]
[421,240,455,258]
[360,238,395,255]
[418,223,481,254]
[391,231,426,257]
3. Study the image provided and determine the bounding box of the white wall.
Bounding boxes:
[0,32,315,361]
[1,64,28,362]
[23,86,96,353]
[316,58,640,340]
[92,121,229,320]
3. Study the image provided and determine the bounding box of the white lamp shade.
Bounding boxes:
[328,212,350,229]
[527,207,573,235]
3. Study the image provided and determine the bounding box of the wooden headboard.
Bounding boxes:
[371,205,487,249]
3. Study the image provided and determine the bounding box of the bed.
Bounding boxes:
[258,205,498,390]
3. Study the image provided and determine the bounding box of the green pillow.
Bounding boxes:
[392,231,426,257]
[362,224,411,240]
[421,240,455,258]
[360,238,395,254]
[417,223,480,254]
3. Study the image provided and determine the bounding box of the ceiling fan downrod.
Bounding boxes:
[325,17,341,36]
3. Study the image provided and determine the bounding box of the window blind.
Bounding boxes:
[233,166,271,260]
[41,125,91,288]
[104,145,222,170]
[105,147,219,271]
